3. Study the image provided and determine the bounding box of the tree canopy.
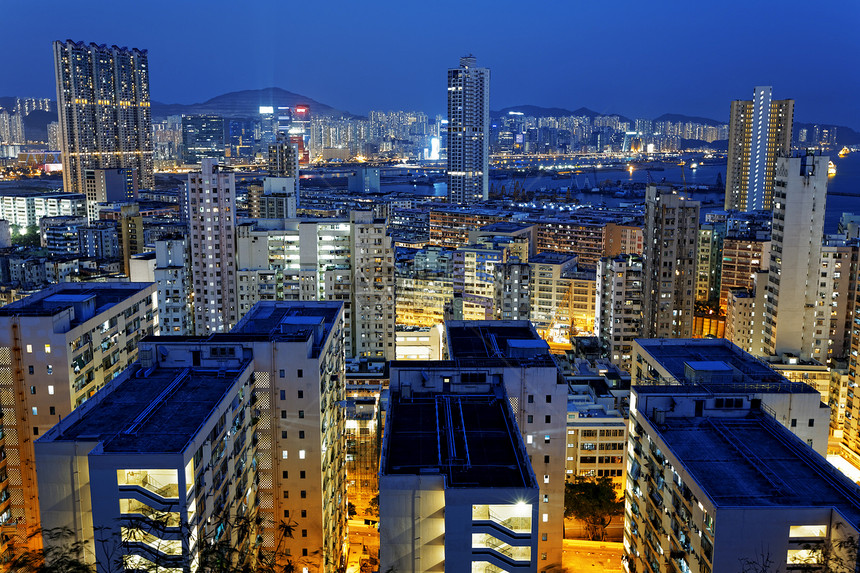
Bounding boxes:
[564,476,624,541]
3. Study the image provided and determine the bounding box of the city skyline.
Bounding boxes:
[0,1,858,127]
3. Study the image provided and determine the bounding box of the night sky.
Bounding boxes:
[2,0,858,127]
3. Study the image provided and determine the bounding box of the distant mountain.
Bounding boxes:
[150,87,353,120]
[493,105,632,123]
[654,113,725,126]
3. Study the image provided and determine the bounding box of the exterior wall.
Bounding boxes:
[188,159,238,334]
[642,186,700,339]
[155,238,192,335]
[596,254,643,373]
[379,474,446,572]
[447,56,490,204]
[0,283,156,555]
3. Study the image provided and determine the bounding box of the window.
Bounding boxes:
[298,410,304,419]
[31,407,37,415]
[809,419,815,427]
[44,344,51,354]
[542,513,548,522]
[282,471,288,479]
[298,390,304,399]
[28,366,34,375]
[544,455,550,464]
[299,450,306,460]
[280,370,285,378]
[299,431,305,439]
[544,475,549,484]
[282,431,288,439]
[300,471,306,479]
[26,344,32,353]
[791,419,797,428]
[48,385,54,395]
[300,490,307,499]
[280,390,286,400]
[542,533,547,542]
[543,495,549,503]
[283,491,289,499]
[46,365,52,375]
[302,549,308,557]
[282,450,288,459]
[527,415,533,423]
[281,411,287,419]
[301,529,307,538]
[526,435,533,444]
[527,395,534,403]
[545,435,550,443]
[301,510,307,518]
[789,525,827,538]
[34,427,39,436]
[546,395,552,403]
[284,510,290,518]
[297,369,303,378]
[29,386,35,394]
[49,407,55,416]
[545,415,551,423]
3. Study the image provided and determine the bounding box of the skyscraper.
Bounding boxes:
[53,40,154,194]
[447,55,489,204]
[188,159,238,334]
[724,86,794,211]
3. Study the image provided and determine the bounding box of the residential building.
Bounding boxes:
[724,86,794,211]
[642,186,700,338]
[83,168,139,223]
[625,385,859,573]
[380,386,539,572]
[596,254,644,373]
[119,203,146,277]
[154,237,192,335]
[36,351,256,572]
[0,191,86,228]
[181,114,225,164]
[447,55,490,204]
[188,159,238,335]
[631,338,829,453]
[53,40,154,194]
[530,252,596,342]
[0,282,157,556]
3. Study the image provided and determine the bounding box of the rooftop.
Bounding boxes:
[0,282,153,327]
[529,252,577,265]
[41,363,248,454]
[231,301,342,345]
[636,338,788,386]
[652,412,860,521]
[446,320,550,361]
[383,393,535,489]
[478,221,533,234]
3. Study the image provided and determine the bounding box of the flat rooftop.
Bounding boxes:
[0,282,152,324]
[383,393,535,488]
[653,413,860,521]
[446,320,549,361]
[529,252,577,265]
[636,338,788,386]
[42,364,247,454]
[478,222,533,234]
[231,301,342,341]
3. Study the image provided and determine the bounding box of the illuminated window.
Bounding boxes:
[299,450,306,460]
[44,344,51,354]
[789,525,827,538]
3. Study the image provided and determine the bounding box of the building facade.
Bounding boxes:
[447,56,490,204]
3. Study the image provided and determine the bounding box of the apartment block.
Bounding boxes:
[596,254,644,373]
[0,282,157,556]
[154,237,192,335]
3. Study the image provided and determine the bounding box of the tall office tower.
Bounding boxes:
[188,159,238,334]
[155,236,193,334]
[595,254,644,373]
[83,167,139,222]
[760,154,828,359]
[642,186,700,338]
[291,105,311,164]
[447,55,490,204]
[0,283,156,556]
[181,114,226,164]
[724,86,794,211]
[53,40,154,195]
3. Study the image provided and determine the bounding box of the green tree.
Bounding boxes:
[564,477,623,541]
[8,527,93,573]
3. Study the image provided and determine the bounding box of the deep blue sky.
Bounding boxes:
[2,0,859,127]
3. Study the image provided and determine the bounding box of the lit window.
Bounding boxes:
[26,345,32,353]
[789,525,827,538]
[299,450,306,460]
[544,475,549,484]
[44,344,51,354]
[282,450,288,459]
[32,407,37,415]
[526,435,533,444]
[48,385,54,395]
[543,513,548,522]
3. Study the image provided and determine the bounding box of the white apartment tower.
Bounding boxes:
[188,159,238,334]
[725,86,794,211]
[53,40,154,194]
[447,55,490,204]
[155,237,193,335]
[762,154,828,359]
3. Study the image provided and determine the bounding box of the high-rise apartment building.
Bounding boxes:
[188,159,238,334]
[235,212,395,359]
[83,167,139,223]
[447,55,489,204]
[595,254,644,373]
[154,236,192,335]
[761,154,828,359]
[53,40,154,194]
[0,282,156,557]
[642,186,700,338]
[724,86,794,211]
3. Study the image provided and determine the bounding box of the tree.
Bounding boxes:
[347,503,358,519]
[8,527,93,573]
[564,477,623,541]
